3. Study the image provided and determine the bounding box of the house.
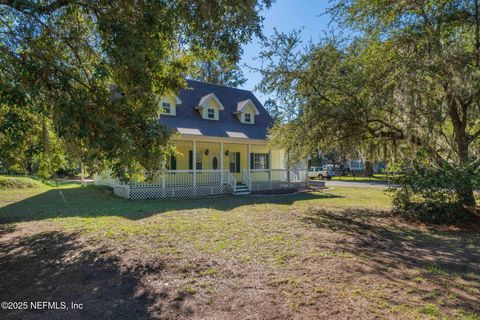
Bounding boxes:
[95,80,307,199]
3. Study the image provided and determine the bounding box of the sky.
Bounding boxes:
[239,0,333,103]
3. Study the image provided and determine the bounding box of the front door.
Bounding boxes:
[211,154,219,170]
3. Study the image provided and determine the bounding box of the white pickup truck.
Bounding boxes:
[308,165,336,180]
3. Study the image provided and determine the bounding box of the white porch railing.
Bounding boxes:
[243,169,307,191]
[95,170,235,199]
[129,170,229,188]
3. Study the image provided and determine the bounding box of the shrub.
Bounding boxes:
[0,176,42,189]
[390,153,476,224]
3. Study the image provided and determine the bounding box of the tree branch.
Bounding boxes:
[0,0,73,14]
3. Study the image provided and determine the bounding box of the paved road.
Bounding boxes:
[309,180,396,189]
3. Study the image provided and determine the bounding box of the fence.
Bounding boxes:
[247,169,307,191]
[95,170,236,200]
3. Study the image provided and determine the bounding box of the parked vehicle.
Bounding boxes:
[308,166,336,180]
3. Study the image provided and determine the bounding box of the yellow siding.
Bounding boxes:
[159,95,177,116]
[271,149,285,169]
[172,140,286,182]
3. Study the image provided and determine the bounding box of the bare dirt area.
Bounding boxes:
[0,186,479,319]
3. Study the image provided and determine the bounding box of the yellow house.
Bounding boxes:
[95,80,307,199]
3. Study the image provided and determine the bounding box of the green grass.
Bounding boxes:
[332,173,400,182]
[0,177,478,320]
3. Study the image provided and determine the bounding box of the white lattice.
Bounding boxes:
[128,185,233,200]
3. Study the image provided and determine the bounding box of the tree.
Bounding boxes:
[259,1,480,214]
[0,0,272,179]
[191,53,247,87]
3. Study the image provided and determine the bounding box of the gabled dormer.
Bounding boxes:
[195,93,225,120]
[159,95,182,116]
[234,99,260,124]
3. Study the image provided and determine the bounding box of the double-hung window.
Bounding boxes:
[162,102,171,114]
[207,108,215,119]
[244,113,251,123]
[251,153,269,170]
[229,152,240,173]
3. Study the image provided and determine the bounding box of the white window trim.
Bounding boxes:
[207,108,215,119]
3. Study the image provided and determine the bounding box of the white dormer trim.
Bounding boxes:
[195,93,225,110]
[174,95,182,105]
[159,95,182,116]
[235,99,260,115]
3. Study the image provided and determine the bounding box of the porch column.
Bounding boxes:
[220,142,224,185]
[304,158,309,187]
[268,150,272,189]
[287,151,291,189]
[247,144,251,171]
[193,141,197,189]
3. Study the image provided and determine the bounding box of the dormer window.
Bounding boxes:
[196,93,224,120]
[207,108,215,119]
[159,95,182,116]
[162,102,171,114]
[235,99,260,124]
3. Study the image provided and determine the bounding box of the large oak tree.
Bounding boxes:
[0,0,271,179]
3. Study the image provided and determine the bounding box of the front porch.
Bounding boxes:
[95,139,308,199]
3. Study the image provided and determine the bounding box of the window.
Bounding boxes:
[244,113,251,123]
[167,155,177,170]
[188,151,203,170]
[196,151,202,170]
[207,108,215,119]
[162,102,171,114]
[229,152,240,173]
[251,153,269,170]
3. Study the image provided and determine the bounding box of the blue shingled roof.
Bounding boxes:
[158,80,273,140]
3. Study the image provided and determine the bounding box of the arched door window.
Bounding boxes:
[212,156,218,170]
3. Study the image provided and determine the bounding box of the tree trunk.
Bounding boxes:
[449,96,476,207]
[364,161,373,177]
[456,138,476,207]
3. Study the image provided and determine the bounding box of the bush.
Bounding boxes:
[390,154,476,224]
[0,176,42,189]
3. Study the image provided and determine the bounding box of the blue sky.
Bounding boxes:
[239,0,333,103]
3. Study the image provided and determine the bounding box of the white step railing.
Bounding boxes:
[242,169,252,190]
[227,171,237,191]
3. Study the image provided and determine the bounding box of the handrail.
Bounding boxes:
[242,169,251,190]
[226,171,237,192]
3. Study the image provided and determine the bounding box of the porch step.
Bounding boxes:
[234,183,250,195]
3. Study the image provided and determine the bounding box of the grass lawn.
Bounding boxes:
[332,174,399,183]
[0,178,479,319]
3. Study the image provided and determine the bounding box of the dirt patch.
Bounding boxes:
[0,188,479,319]
[0,229,153,320]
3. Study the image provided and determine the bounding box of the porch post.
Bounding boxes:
[220,141,224,185]
[305,158,309,187]
[287,151,291,189]
[268,150,272,189]
[247,144,251,171]
[193,141,197,190]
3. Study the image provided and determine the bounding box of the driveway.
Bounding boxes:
[310,180,396,189]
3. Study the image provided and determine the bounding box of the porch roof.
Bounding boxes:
[159,80,273,140]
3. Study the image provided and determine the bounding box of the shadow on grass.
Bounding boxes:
[303,208,480,315]
[0,186,342,224]
[0,231,157,320]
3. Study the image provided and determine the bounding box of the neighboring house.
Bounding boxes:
[95,80,307,199]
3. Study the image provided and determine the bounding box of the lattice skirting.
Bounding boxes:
[127,184,233,200]
[250,181,305,192]
[114,185,130,198]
